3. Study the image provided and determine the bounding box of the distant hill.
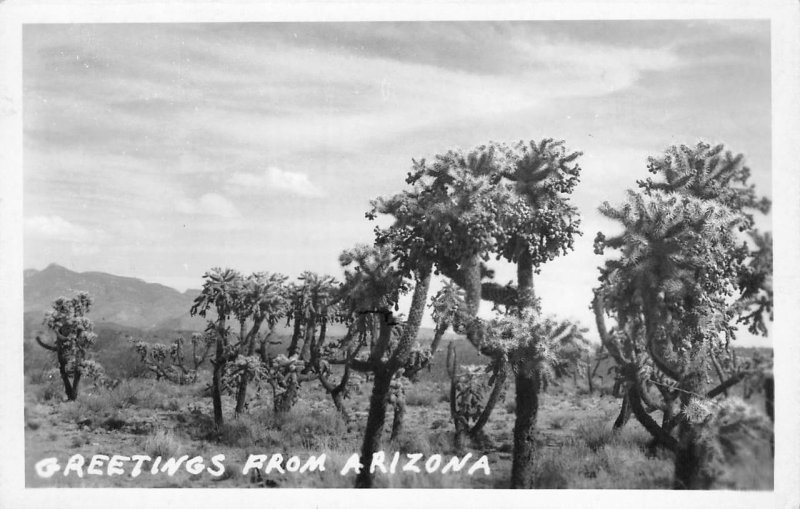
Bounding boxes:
[24,263,206,331]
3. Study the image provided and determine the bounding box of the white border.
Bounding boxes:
[1,1,798,508]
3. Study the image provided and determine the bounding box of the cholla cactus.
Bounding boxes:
[482,310,589,488]
[267,354,316,413]
[35,292,99,401]
[79,359,117,389]
[190,331,215,371]
[684,397,714,425]
[445,341,490,451]
[399,343,433,381]
[129,336,196,384]
[482,311,589,385]
[594,143,772,489]
[223,355,269,389]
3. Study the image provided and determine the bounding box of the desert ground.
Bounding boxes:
[23,330,773,489]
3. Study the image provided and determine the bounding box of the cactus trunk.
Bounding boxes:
[516,249,536,310]
[288,318,303,357]
[355,367,392,488]
[613,390,632,430]
[459,254,483,350]
[673,372,714,489]
[56,347,77,401]
[211,359,225,427]
[510,370,539,488]
[234,374,248,414]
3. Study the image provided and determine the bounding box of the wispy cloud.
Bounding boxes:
[25,215,96,243]
[25,215,106,256]
[175,193,241,219]
[228,167,325,198]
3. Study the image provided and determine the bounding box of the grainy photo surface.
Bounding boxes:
[20,20,775,490]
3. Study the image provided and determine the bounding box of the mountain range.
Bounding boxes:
[24,263,206,331]
[23,263,464,343]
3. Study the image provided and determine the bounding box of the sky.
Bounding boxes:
[22,21,772,344]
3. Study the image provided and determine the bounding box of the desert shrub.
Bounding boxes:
[575,419,615,452]
[69,432,90,448]
[533,454,570,488]
[392,431,432,456]
[218,419,256,448]
[405,386,437,407]
[106,380,141,408]
[548,413,572,430]
[258,407,347,450]
[531,430,675,489]
[33,379,62,402]
[60,393,110,425]
[141,428,183,458]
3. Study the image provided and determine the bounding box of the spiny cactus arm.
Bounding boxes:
[706,371,748,399]
[243,320,264,354]
[469,354,508,436]
[296,372,318,383]
[344,358,374,373]
[193,334,215,369]
[318,368,336,392]
[591,291,629,365]
[438,260,518,311]
[481,282,519,309]
[429,320,450,357]
[637,380,665,413]
[652,376,679,413]
[640,293,683,382]
[334,360,352,394]
[710,353,730,397]
[35,335,58,352]
[628,379,678,451]
[387,267,432,372]
[366,310,395,365]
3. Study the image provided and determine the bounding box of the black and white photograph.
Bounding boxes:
[1,0,798,506]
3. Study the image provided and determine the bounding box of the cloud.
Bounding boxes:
[25,215,106,256]
[25,215,95,243]
[228,167,325,198]
[175,193,241,218]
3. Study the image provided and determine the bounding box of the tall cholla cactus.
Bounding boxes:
[594,142,772,489]
[36,292,100,401]
[190,268,289,426]
[482,311,589,488]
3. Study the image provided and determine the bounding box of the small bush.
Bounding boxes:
[70,432,89,448]
[218,419,256,448]
[33,381,61,403]
[533,455,570,488]
[548,413,572,430]
[258,407,348,450]
[142,428,183,458]
[575,420,615,452]
[405,386,436,407]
